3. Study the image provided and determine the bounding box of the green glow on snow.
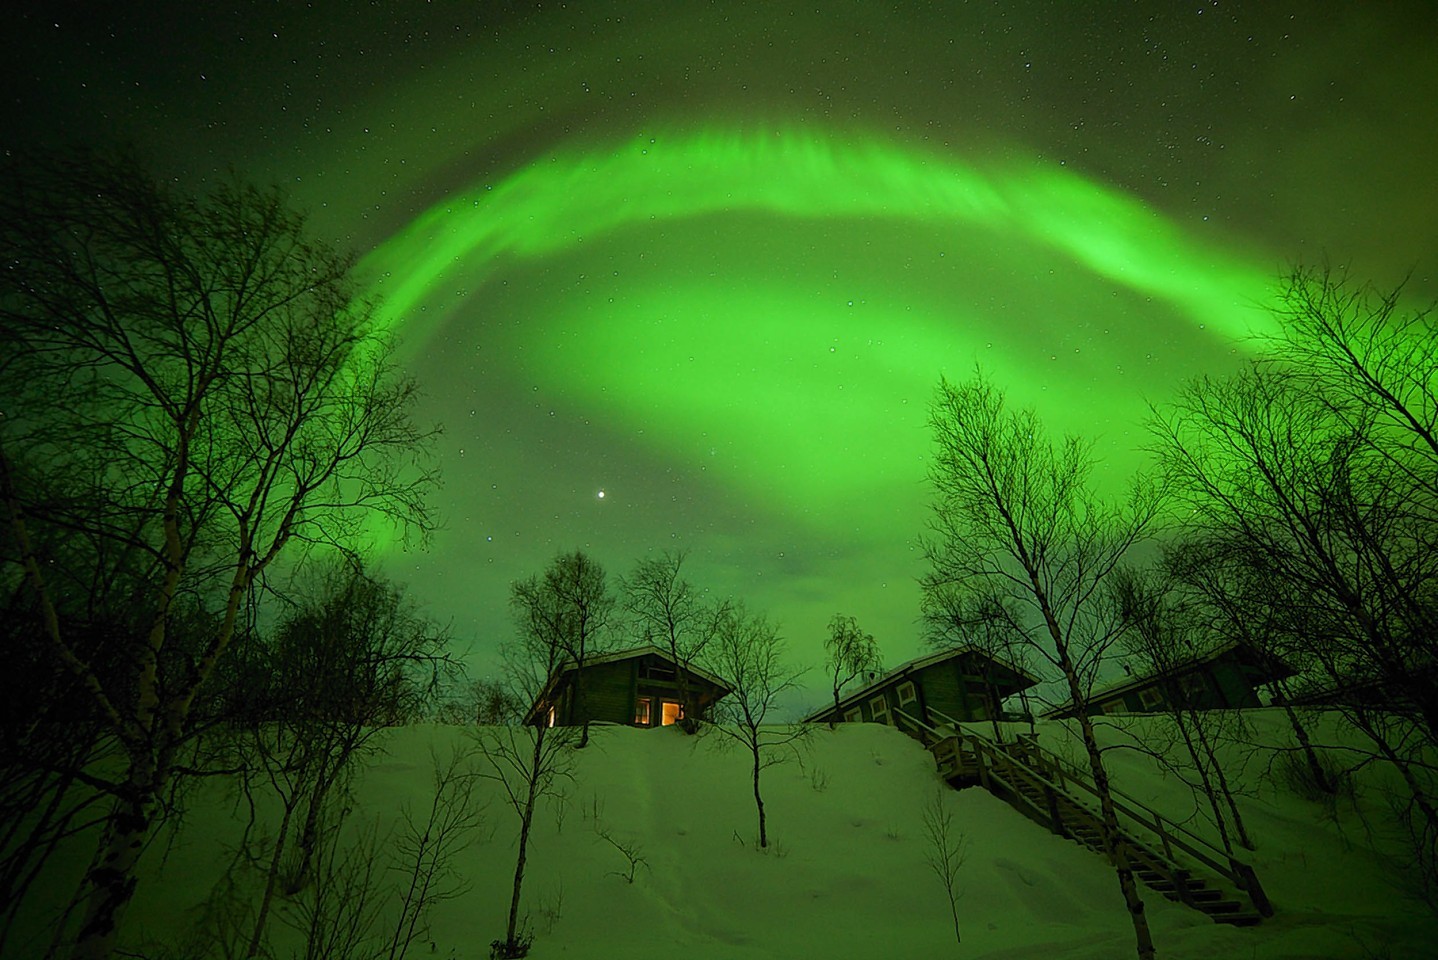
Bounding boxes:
[360,124,1279,525]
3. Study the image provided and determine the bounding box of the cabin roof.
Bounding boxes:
[801,644,1039,723]
[1041,639,1296,718]
[548,643,733,693]
[524,643,734,723]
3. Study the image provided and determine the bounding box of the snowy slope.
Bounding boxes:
[14,715,1436,959]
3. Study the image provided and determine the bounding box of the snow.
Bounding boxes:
[13,711,1436,959]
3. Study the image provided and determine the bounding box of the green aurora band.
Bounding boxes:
[360,125,1281,525]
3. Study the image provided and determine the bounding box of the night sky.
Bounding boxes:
[5,2,1436,710]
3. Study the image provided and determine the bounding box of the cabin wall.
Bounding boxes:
[536,651,733,728]
[632,654,709,726]
[815,662,1010,728]
[1085,662,1262,717]
[569,659,635,725]
[1206,662,1260,708]
[915,662,968,721]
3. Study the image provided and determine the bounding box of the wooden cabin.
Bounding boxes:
[1044,640,1296,719]
[525,645,732,728]
[803,646,1039,728]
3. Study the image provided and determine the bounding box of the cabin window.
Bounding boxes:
[546,706,556,728]
[844,707,862,723]
[661,700,683,726]
[1138,687,1164,710]
[897,681,917,707]
[870,696,890,724]
[634,697,652,726]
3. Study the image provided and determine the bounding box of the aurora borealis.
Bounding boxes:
[6,2,1436,708]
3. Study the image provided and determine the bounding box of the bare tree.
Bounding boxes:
[706,605,808,850]
[922,370,1162,960]
[543,551,616,748]
[1108,565,1253,854]
[921,586,1035,739]
[384,746,486,960]
[437,677,525,726]
[211,563,451,958]
[921,787,967,951]
[823,614,881,729]
[475,572,580,958]
[0,149,436,960]
[622,550,727,732]
[1264,266,1438,508]
[1152,337,1438,893]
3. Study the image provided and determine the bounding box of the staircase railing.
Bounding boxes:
[895,706,1272,918]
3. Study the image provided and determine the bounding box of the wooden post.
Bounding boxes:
[1236,861,1275,917]
[1045,785,1063,833]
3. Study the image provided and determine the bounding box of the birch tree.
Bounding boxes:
[476,573,579,958]
[0,149,436,960]
[823,614,881,729]
[922,370,1162,960]
[622,550,727,731]
[706,606,808,850]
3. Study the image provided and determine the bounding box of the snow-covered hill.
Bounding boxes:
[14,712,1436,959]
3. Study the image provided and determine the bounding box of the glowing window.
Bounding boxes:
[546,706,556,728]
[897,681,917,706]
[844,708,862,723]
[661,700,683,726]
[870,696,890,723]
[634,697,652,726]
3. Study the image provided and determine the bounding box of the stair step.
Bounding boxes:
[1154,886,1223,903]
[953,737,1268,929]
[1137,870,1194,884]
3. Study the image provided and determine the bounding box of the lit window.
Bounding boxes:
[844,708,862,723]
[661,700,683,726]
[870,696,890,724]
[897,681,917,706]
[634,697,652,726]
[546,706,556,728]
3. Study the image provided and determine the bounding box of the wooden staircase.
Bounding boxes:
[899,708,1272,927]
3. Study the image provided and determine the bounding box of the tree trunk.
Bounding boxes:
[246,800,296,958]
[1044,613,1155,960]
[504,728,546,954]
[1073,706,1156,960]
[1273,680,1335,796]
[1189,709,1253,850]
[1172,708,1236,857]
[570,668,589,748]
[68,758,161,960]
[676,662,696,732]
[985,672,1003,742]
[751,746,768,849]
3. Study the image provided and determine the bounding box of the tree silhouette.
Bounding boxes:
[622,550,728,732]
[823,614,881,729]
[476,569,580,958]
[0,149,436,960]
[922,370,1162,960]
[707,605,807,850]
[1151,268,1438,893]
